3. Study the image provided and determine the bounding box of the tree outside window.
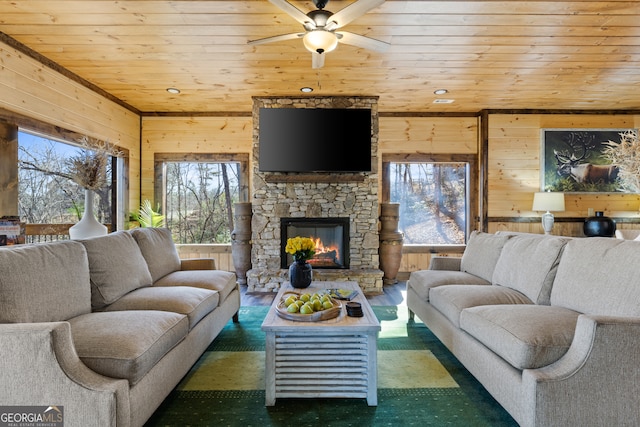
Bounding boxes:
[17,131,114,227]
[384,154,475,245]
[163,161,242,244]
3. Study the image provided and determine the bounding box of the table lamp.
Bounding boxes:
[532,192,565,234]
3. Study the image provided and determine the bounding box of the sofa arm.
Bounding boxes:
[181,258,216,270]
[523,314,640,426]
[0,322,130,427]
[428,256,462,271]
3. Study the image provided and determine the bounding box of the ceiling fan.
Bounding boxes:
[248,0,389,69]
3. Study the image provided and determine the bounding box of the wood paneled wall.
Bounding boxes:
[176,243,233,272]
[378,116,479,155]
[142,112,640,274]
[488,221,582,236]
[140,116,253,202]
[141,115,480,203]
[488,114,640,220]
[378,115,479,273]
[0,40,141,211]
[5,37,640,273]
[142,114,480,274]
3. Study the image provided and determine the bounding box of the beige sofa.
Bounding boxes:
[407,231,640,426]
[0,227,240,427]
[615,229,640,240]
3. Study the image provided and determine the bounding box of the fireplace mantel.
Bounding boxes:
[264,173,366,183]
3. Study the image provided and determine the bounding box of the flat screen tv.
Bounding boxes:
[258,107,372,173]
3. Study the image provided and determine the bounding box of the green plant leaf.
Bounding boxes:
[137,199,165,228]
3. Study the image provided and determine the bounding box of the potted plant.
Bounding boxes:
[129,199,165,228]
[285,236,316,289]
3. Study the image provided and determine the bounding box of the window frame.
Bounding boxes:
[381,153,478,251]
[153,152,250,241]
[17,128,127,232]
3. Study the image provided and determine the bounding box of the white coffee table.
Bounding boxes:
[261,281,381,406]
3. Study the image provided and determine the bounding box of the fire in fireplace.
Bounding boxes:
[281,218,350,269]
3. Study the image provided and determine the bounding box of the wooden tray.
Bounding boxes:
[275,291,342,322]
[326,288,359,301]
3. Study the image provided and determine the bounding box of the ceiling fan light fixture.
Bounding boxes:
[303,30,338,53]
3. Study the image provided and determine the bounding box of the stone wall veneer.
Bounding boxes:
[247,96,383,294]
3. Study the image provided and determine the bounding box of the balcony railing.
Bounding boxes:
[24,223,73,243]
[19,223,235,272]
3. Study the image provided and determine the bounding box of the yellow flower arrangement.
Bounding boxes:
[285,236,316,262]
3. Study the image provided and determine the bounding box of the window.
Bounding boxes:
[17,130,115,227]
[383,154,476,245]
[156,154,249,244]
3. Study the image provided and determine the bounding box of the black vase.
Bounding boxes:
[583,211,616,237]
[289,260,313,288]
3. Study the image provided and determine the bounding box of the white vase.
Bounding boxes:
[69,189,108,239]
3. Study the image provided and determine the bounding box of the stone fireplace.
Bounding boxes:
[246,96,384,294]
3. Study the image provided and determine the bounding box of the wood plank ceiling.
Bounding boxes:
[0,0,639,114]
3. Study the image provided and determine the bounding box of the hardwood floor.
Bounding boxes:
[240,281,408,307]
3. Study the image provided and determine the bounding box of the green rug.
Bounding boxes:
[145,306,518,427]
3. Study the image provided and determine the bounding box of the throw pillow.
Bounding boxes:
[79,231,153,309]
[492,235,569,305]
[0,241,92,322]
[130,227,181,282]
[460,231,511,282]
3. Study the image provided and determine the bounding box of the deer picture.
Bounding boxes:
[553,132,620,184]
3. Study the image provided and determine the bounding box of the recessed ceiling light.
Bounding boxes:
[433,99,455,104]
[434,89,448,95]
[300,87,313,93]
[166,88,181,94]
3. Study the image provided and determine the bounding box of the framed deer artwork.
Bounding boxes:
[541,128,637,193]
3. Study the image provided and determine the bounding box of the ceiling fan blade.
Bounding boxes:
[336,31,390,52]
[312,51,325,69]
[248,32,304,46]
[326,0,385,29]
[268,0,313,26]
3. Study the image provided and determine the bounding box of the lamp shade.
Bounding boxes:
[303,30,338,53]
[532,192,565,212]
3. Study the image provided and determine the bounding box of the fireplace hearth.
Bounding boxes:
[281,218,350,269]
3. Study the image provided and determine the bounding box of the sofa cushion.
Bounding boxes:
[0,241,92,323]
[551,238,640,317]
[130,227,181,283]
[154,269,237,303]
[100,286,220,330]
[460,231,511,282]
[69,310,188,386]
[428,256,462,271]
[492,234,569,305]
[459,305,580,369]
[408,270,491,302]
[430,285,532,328]
[79,231,153,309]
